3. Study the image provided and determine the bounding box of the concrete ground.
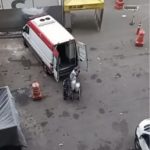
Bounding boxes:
[0,0,149,150]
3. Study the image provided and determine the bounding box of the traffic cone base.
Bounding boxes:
[135,41,144,47]
[32,81,42,100]
[32,94,42,100]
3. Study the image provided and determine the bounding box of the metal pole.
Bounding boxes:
[99,9,104,30]
[1,0,3,9]
[62,0,65,26]
[32,0,34,8]
[129,15,135,25]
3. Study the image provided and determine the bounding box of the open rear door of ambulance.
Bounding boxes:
[53,49,60,82]
[77,41,88,71]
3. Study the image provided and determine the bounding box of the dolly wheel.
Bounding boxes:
[77,89,80,100]
[63,96,67,100]
[63,91,67,100]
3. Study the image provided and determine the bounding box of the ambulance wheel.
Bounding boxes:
[43,64,52,75]
[23,39,28,48]
[67,28,72,33]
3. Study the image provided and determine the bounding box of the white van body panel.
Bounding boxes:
[23,28,53,68]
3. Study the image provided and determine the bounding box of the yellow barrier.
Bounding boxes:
[64,0,104,12]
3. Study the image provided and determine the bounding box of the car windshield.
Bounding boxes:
[142,134,150,148]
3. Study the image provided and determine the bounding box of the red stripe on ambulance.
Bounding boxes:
[27,21,54,52]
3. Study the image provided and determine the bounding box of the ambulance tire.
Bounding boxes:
[67,28,72,33]
[23,39,28,48]
[43,64,52,75]
[43,64,49,74]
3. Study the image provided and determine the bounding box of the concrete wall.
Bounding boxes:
[0,6,63,32]
[0,0,59,9]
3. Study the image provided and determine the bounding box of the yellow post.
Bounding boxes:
[64,0,104,12]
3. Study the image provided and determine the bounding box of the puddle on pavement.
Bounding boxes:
[12,88,31,106]
[73,113,80,119]
[91,74,98,80]
[59,111,70,118]
[90,47,97,51]
[96,78,102,83]
[113,46,120,50]
[45,109,54,118]
[76,106,87,110]
[40,121,48,127]
[99,108,105,114]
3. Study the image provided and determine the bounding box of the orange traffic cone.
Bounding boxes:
[32,81,42,100]
[135,29,145,47]
[114,0,124,10]
[136,22,142,35]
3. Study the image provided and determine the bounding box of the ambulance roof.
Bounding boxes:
[29,15,74,45]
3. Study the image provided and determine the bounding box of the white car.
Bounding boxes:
[135,118,150,150]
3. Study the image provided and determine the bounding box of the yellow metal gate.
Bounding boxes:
[64,0,104,31]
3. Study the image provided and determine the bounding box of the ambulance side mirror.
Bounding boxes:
[22,26,26,32]
[23,26,29,34]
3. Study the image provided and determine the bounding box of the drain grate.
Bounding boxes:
[124,5,139,11]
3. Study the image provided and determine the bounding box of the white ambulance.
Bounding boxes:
[22,15,88,81]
